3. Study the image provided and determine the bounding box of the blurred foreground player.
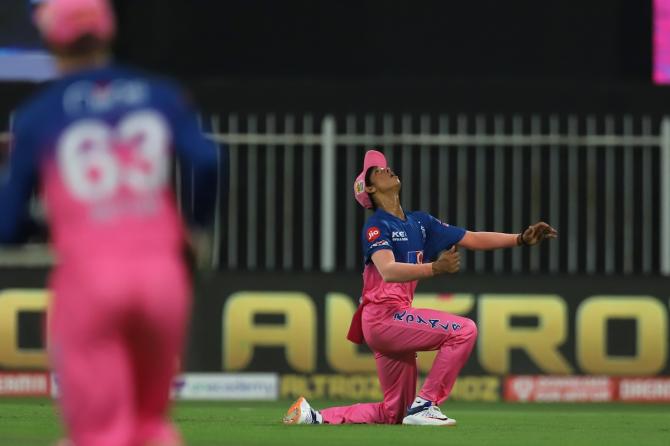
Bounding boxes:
[0,0,218,444]
[284,149,556,426]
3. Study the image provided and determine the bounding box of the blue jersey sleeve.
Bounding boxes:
[0,111,39,244]
[421,213,466,261]
[165,86,220,227]
[362,219,393,264]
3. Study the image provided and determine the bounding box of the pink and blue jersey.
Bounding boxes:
[0,65,218,261]
[0,63,218,446]
[361,210,465,307]
[336,210,475,423]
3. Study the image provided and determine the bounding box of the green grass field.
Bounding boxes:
[0,399,668,446]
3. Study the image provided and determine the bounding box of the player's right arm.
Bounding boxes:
[0,111,38,244]
[371,247,460,282]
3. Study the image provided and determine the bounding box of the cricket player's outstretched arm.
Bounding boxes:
[371,247,460,283]
[458,221,558,250]
[0,112,38,244]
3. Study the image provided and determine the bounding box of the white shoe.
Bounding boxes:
[402,402,457,426]
[283,397,322,424]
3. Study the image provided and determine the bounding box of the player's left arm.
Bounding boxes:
[0,112,39,244]
[458,221,558,250]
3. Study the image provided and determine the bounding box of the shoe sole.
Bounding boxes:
[402,418,457,426]
[283,397,306,424]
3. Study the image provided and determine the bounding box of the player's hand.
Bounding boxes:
[183,229,213,274]
[432,245,460,275]
[182,235,198,278]
[519,221,558,246]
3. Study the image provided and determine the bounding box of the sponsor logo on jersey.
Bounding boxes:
[407,250,424,264]
[391,230,408,241]
[393,310,462,332]
[367,227,381,242]
[63,79,148,114]
[370,240,390,248]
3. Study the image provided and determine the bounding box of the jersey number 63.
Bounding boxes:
[56,109,170,201]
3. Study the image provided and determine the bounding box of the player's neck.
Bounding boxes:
[378,195,405,220]
[55,51,111,75]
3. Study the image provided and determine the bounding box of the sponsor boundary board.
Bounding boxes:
[1,271,669,376]
[505,376,670,403]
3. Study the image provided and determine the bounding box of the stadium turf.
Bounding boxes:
[0,399,668,446]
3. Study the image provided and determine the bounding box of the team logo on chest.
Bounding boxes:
[407,251,424,264]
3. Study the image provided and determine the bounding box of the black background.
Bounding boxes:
[0,0,664,115]
[0,0,653,81]
[110,0,651,81]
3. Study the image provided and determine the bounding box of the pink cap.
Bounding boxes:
[353,149,388,209]
[34,0,115,47]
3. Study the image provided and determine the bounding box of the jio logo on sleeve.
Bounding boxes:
[367,227,381,242]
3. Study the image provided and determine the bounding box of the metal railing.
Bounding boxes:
[206,112,668,275]
[1,112,669,275]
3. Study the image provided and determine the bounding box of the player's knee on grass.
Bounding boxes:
[382,401,406,424]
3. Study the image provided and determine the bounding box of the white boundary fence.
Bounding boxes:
[1,113,669,275]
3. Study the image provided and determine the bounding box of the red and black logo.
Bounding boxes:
[367,226,381,242]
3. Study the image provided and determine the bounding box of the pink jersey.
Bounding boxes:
[0,64,218,446]
[347,210,465,344]
[0,65,218,257]
[41,149,185,262]
[361,263,418,307]
[359,210,465,308]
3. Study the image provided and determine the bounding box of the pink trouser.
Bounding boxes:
[48,253,190,446]
[321,303,477,424]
